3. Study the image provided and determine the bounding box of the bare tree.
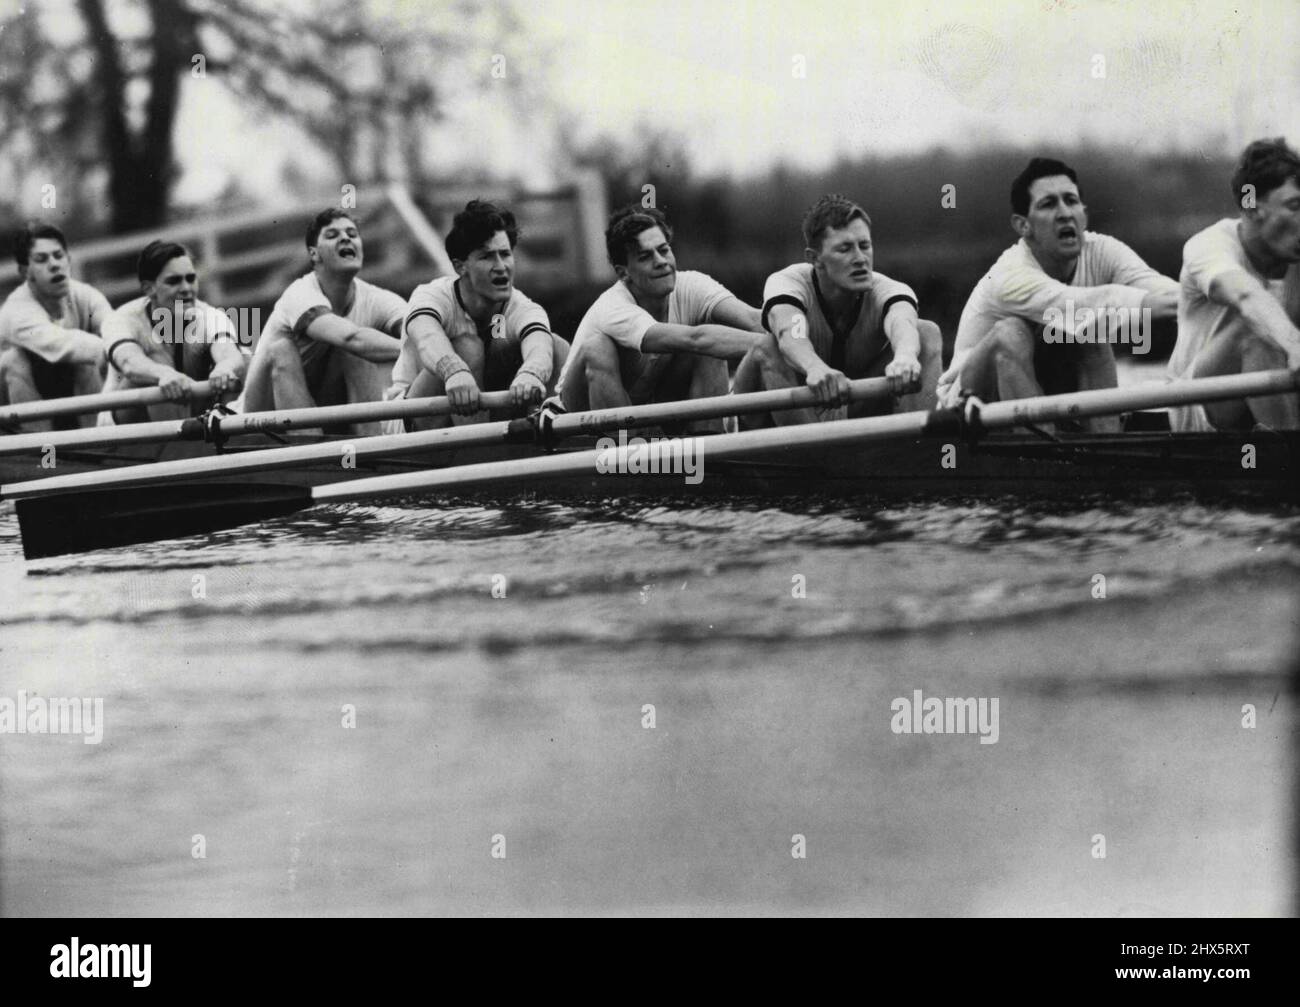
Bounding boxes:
[0,0,525,233]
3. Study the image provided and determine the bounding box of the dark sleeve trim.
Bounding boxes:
[106,338,138,371]
[879,294,919,327]
[760,294,807,332]
[291,304,333,340]
[518,322,551,341]
[404,307,443,331]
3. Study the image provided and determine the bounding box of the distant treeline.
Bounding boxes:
[547,146,1242,361]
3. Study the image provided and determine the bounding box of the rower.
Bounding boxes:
[556,205,789,433]
[938,157,1179,433]
[384,200,569,431]
[1167,137,1300,431]
[101,240,247,424]
[242,208,405,435]
[0,223,110,432]
[741,194,942,425]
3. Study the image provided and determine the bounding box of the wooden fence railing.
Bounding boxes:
[0,172,609,308]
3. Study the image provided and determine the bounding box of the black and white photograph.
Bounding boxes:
[0,0,1296,936]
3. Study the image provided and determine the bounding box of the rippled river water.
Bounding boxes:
[1,492,1296,915]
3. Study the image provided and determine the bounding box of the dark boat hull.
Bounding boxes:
[4,428,1297,504]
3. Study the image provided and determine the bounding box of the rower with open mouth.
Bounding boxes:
[742,193,943,425]
[0,223,111,432]
[1167,137,1300,431]
[938,157,1179,433]
[383,199,569,431]
[241,208,406,435]
[556,204,790,433]
[98,240,248,425]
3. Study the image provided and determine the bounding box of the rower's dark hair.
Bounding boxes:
[1010,158,1080,216]
[445,199,519,262]
[137,240,193,284]
[802,195,872,251]
[605,205,672,269]
[306,207,359,250]
[1232,137,1300,206]
[13,222,67,268]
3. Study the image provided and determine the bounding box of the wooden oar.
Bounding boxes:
[1,377,900,500]
[0,381,216,427]
[0,390,517,456]
[15,369,1296,559]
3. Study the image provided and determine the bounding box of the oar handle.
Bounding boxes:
[547,377,902,435]
[0,381,215,425]
[218,391,516,434]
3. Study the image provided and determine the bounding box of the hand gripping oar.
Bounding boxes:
[2,377,903,500]
[14,369,1296,560]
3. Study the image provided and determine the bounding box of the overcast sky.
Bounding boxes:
[525,0,1300,171]
[23,0,1300,202]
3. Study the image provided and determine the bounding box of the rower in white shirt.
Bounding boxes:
[747,193,942,426]
[0,223,110,431]
[1166,137,1300,431]
[386,200,568,431]
[939,157,1178,432]
[101,240,247,424]
[556,205,791,433]
[242,209,405,435]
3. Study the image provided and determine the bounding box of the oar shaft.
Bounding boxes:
[549,377,896,434]
[0,381,215,425]
[0,423,510,500]
[978,369,1298,427]
[218,391,516,434]
[310,369,1300,503]
[0,418,199,456]
[1,378,902,498]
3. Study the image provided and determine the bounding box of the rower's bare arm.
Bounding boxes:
[208,339,248,392]
[882,301,922,377]
[766,303,850,405]
[1133,277,1179,318]
[1209,269,1300,361]
[303,313,400,363]
[407,314,460,374]
[112,342,190,398]
[766,304,823,373]
[509,329,554,407]
[639,322,761,359]
[518,329,554,382]
[708,296,764,332]
[1001,274,1150,333]
[406,313,479,412]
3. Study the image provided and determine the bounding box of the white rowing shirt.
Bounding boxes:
[1170,217,1300,379]
[391,276,551,391]
[0,278,110,365]
[761,263,917,372]
[1167,218,1300,431]
[253,272,406,368]
[102,296,239,383]
[953,232,1172,354]
[555,270,733,396]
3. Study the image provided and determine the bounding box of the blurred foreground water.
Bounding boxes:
[1,493,1295,916]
